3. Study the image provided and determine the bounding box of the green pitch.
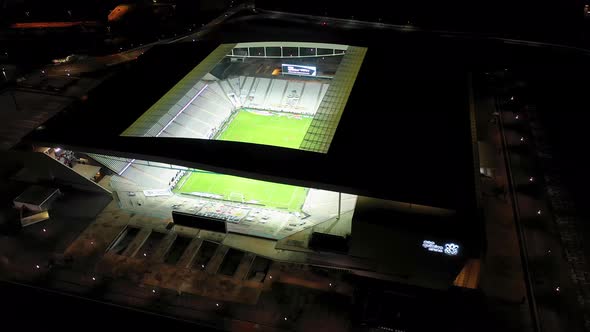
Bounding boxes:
[218,109,313,149]
[175,109,312,211]
[176,171,308,211]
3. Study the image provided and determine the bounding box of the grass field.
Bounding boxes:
[176,171,308,211]
[176,109,312,211]
[218,109,313,149]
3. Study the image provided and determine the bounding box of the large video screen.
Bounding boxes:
[282,64,317,77]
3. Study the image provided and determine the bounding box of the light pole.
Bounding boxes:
[10,90,20,112]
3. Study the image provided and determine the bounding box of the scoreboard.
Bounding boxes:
[282,64,317,77]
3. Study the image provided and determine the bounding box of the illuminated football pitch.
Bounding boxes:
[218,109,312,149]
[175,109,313,211]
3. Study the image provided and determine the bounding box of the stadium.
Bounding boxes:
[18,32,482,294]
[82,42,363,240]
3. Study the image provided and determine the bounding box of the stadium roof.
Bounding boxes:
[23,11,478,214]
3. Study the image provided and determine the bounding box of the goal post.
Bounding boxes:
[229,192,245,203]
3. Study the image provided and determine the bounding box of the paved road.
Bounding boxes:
[28,3,249,80]
[491,73,586,332]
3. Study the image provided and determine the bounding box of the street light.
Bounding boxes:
[515,114,519,119]
[520,137,525,142]
[555,286,560,292]
[537,209,542,215]
[529,177,534,182]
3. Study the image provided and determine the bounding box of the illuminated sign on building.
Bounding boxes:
[282,64,317,76]
[422,240,460,256]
